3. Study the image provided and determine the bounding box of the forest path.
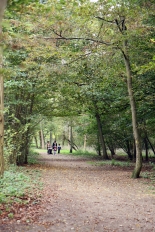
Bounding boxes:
[1,152,155,232]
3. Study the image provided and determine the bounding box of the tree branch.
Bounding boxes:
[95,16,115,24]
[44,36,112,45]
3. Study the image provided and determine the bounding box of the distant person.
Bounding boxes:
[47,141,52,154]
[52,140,57,155]
[47,141,50,154]
[58,144,61,154]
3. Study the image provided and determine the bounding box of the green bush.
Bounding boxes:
[28,150,40,164]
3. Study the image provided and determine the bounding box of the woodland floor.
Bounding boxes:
[1,152,155,232]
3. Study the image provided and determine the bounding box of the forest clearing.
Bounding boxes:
[1,151,155,232]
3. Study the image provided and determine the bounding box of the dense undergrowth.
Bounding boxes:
[0,163,42,222]
[0,165,42,203]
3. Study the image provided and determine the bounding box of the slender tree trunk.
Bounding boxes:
[114,16,142,177]
[40,121,45,149]
[0,0,7,176]
[144,137,149,161]
[133,140,136,160]
[96,132,101,156]
[84,134,87,151]
[68,125,70,147]
[70,124,73,153]
[17,130,31,165]
[50,131,52,145]
[95,113,108,159]
[122,40,142,178]
[62,130,65,146]
[0,65,4,175]
[39,131,42,148]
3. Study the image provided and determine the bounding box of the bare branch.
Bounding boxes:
[95,16,115,24]
[44,36,112,46]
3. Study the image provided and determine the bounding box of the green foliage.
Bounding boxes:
[93,159,132,167]
[0,165,42,204]
[8,212,14,218]
[27,150,39,164]
[8,0,38,8]
[141,172,149,179]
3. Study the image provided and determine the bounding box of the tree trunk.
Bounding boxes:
[95,113,108,159]
[126,140,133,160]
[50,131,52,146]
[122,40,142,178]
[70,124,73,153]
[144,137,149,161]
[0,0,7,176]
[97,132,101,156]
[0,71,4,176]
[109,146,115,159]
[83,134,87,151]
[40,121,45,149]
[39,131,42,148]
[17,132,30,165]
[62,130,65,146]
[68,125,70,147]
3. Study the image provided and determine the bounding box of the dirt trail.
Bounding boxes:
[1,153,155,232]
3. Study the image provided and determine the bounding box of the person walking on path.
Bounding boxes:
[58,144,61,154]
[47,141,52,154]
[52,140,57,155]
[47,141,51,154]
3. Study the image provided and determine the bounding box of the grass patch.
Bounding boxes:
[92,159,132,167]
[62,149,98,158]
[141,172,150,179]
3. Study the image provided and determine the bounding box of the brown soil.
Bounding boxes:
[1,152,155,232]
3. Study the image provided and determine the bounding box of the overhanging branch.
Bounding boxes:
[95,16,115,24]
[44,36,112,46]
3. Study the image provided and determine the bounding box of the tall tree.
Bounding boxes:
[47,0,154,177]
[0,0,7,176]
